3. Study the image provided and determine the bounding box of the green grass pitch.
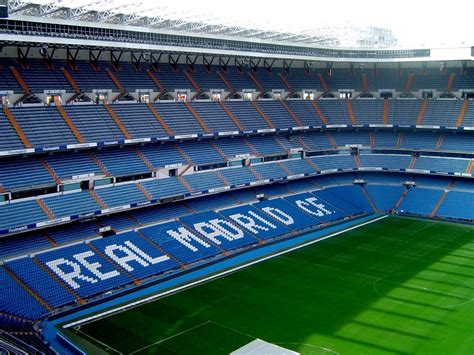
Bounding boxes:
[67,216,474,354]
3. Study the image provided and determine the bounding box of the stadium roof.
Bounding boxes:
[7,0,397,48]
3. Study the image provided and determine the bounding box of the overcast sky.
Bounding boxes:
[50,0,474,47]
[143,0,474,47]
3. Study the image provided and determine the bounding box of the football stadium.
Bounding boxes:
[0,0,473,353]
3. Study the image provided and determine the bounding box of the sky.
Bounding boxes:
[32,0,474,47]
[136,0,474,48]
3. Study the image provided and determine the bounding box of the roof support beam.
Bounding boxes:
[186,54,198,70]
[263,59,275,71]
[67,48,80,63]
[169,54,181,71]
[203,56,215,67]
[17,45,30,61]
[41,46,56,64]
[150,52,163,66]
[219,57,231,71]
[110,50,123,65]
[250,58,261,72]
[283,60,293,74]
[131,51,145,65]
[89,49,102,64]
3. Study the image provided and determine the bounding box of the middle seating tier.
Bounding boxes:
[0,129,472,194]
[1,99,473,152]
[1,149,472,234]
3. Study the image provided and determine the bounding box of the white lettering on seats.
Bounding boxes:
[261,207,295,225]
[46,258,98,290]
[295,197,332,217]
[194,219,244,244]
[167,227,211,252]
[228,211,277,234]
[124,241,170,264]
[74,251,119,281]
[104,241,167,272]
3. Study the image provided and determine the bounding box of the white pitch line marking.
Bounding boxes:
[129,320,211,354]
[74,326,123,355]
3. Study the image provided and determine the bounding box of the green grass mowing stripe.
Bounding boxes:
[73,217,474,355]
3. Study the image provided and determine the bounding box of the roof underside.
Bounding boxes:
[7,0,393,48]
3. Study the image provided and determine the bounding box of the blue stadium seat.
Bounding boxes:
[178,141,225,165]
[6,257,77,308]
[190,101,239,132]
[155,64,194,91]
[285,100,325,126]
[414,156,469,173]
[10,106,78,147]
[280,159,315,175]
[351,99,384,124]
[257,100,298,128]
[0,110,24,151]
[130,203,189,225]
[45,151,102,181]
[69,61,116,92]
[18,60,73,93]
[0,232,51,260]
[398,187,444,215]
[323,185,374,213]
[111,63,156,92]
[312,188,364,215]
[182,172,225,192]
[140,178,189,199]
[109,103,168,138]
[48,222,99,245]
[94,148,150,176]
[436,191,474,220]
[360,154,411,170]
[152,102,205,135]
[95,184,147,207]
[309,154,357,171]
[138,144,188,168]
[246,136,286,156]
[64,105,125,142]
[0,267,48,320]
[365,185,404,211]
[252,163,288,180]
[0,201,48,231]
[42,191,101,218]
[0,157,54,191]
[188,65,227,92]
[225,101,270,131]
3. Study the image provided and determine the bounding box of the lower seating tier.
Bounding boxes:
[1,183,370,318]
[1,171,472,324]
